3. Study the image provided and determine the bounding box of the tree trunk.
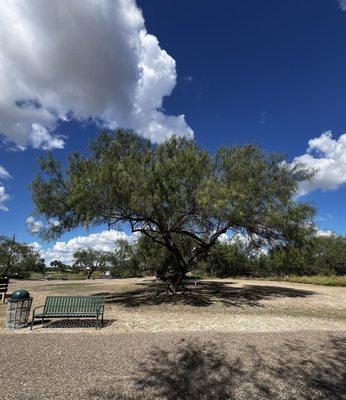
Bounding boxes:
[87,268,95,279]
[166,263,188,294]
[172,271,185,293]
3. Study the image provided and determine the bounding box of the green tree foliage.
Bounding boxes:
[105,233,346,279]
[266,234,346,277]
[108,239,142,278]
[311,235,346,275]
[136,235,181,281]
[108,237,176,279]
[72,248,108,279]
[201,240,251,278]
[31,130,315,292]
[50,259,69,273]
[267,246,313,276]
[0,235,46,278]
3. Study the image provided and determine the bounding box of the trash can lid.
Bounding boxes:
[10,289,30,300]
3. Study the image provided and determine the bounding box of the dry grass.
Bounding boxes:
[265,275,346,287]
[0,277,345,333]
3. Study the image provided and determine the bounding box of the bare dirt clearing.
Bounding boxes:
[0,277,345,333]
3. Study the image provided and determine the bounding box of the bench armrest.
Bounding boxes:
[31,305,45,331]
[32,305,44,311]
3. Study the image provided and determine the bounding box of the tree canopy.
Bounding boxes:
[31,130,315,291]
[0,235,45,277]
[50,259,69,273]
[72,248,108,279]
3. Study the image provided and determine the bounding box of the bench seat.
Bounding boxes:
[35,312,99,317]
[31,295,105,330]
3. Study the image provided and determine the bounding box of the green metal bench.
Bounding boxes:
[30,295,105,330]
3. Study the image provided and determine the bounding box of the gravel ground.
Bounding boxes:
[0,331,345,400]
[0,279,345,399]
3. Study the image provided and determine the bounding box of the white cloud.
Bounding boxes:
[0,186,10,211]
[218,231,268,255]
[0,165,11,211]
[315,229,333,237]
[29,123,65,150]
[291,131,346,196]
[34,229,135,265]
[0,165,11,180]
[338,0,346,11]
[0,0,193,150]
[29,241,43,252]
[26,216,44,233]
[26,216,61,234]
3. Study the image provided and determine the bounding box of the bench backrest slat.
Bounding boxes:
[0,278,9,294]
[44,296,104,314]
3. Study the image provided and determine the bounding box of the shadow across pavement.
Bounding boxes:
[88,335,345,400]
[92,280,316,308]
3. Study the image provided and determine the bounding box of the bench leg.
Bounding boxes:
[30,311,35,331]
[96,314,99,330]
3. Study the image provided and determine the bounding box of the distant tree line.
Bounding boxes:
[200,234,346,278]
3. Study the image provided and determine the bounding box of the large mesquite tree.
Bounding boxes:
[31,130,315,292]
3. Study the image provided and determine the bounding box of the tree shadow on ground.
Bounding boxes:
[88,335,345,400]
[93,280,316,308]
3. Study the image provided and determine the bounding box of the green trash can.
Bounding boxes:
[6,289,33,330]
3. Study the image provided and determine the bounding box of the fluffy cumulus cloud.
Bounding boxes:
[291,131,346,196]
[0,165,11,211]
[33,229,135,265]
[29,124,65,151]
[0,0,193,150]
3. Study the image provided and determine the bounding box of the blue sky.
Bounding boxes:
[0,0,345,262]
